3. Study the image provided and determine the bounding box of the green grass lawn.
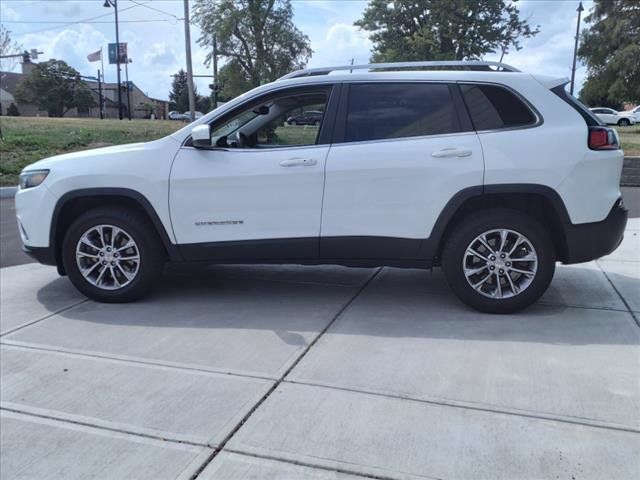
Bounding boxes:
[0,116,182,186]
[2,116,638,186]
[615,125,640,156]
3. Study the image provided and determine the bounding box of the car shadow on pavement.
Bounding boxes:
[33,263,640,346]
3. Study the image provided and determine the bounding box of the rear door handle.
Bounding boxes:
[431,148,472,158]
[279,158,317,167]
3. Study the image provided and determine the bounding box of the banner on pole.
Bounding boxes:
[108,43,127,64]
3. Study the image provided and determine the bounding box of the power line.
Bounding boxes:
[127,0,183,21]
[12,1,153,36]
[3,19,177,24]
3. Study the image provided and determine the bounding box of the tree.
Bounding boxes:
[169,69,191,112]
[196,94,211,113]
[578,0,640,106]
[6,103,20,116]
[15,60,95,117]
[0,25,22,71]
[354,0,539,62]
[193,0,312,97]
[217,59,253,101]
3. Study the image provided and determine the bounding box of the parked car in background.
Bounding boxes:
[182,111,204,121]
[627,105,640,123]
[15,60,627,313]
[287,110,323,125]
[589,107,636,126]
[168,111,183,120]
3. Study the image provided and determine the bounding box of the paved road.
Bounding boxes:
[0,197,32,268]
[1,224,639,479]
[2,187,639,268]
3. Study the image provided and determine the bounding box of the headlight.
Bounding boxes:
[19,169,49,190]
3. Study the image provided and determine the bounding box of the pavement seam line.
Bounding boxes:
[0,406,208,448]
[0,340,274,381]
[0,298,89,337]
[189,267,384,480]
[537,301,630,313]
[223,448,426,480]
[595,261,640,328]
[284,380,640,435]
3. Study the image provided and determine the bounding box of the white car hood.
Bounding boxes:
[23,137,177,171]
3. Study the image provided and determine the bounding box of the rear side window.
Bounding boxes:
[550,85,601,126]
[345,83,460,142]
[461,84,537,130]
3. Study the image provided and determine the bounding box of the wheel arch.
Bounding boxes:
[51,188,182,273]
[425,184,572,264]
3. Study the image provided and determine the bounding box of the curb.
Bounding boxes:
[0,187,18,198]
[622,156,640,187]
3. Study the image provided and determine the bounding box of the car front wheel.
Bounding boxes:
[442,209,555,314]
[62,207,165,302]
[618,118,630,127]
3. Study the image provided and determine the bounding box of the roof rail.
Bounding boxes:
[278,60,520,80]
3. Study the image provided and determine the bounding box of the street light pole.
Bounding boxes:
[104,0,123,119]
[570,1,584,96]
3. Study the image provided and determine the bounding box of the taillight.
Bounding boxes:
[588,126,619,150]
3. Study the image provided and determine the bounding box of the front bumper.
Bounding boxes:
[563,199,628,264]
[22,244,57,265]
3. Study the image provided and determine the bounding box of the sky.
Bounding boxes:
[0,0,593,101]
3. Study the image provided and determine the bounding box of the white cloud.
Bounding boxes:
[0,5,20,21]
[325,23,369,50]
[20,24,108,74]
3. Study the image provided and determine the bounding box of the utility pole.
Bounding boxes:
[124,58,132,120]
[183,0,196,121]
[212,33,218,109]
[570,1,584,96]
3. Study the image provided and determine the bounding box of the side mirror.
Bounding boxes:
[191,124,211,148]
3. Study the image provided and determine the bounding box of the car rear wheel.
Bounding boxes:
[618,118,630,127]
[442,209,555,313]
[62,207,165,302]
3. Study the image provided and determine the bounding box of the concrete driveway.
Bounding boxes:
[1,223,639,479]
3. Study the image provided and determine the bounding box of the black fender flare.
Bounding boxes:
[50,188,182,265]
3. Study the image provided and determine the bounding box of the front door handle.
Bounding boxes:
[279,158,317,167]
[431,148,473,158]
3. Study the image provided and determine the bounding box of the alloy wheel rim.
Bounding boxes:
[462,228,538,299]
[75,224,140,290]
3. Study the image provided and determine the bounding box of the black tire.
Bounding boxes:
[62,206,165,303]
[313,120,320,126]
[290,120,298,126]
[441,208,555,314]
[618,118,630,127]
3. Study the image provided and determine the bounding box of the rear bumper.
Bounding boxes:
[563,199,628,264]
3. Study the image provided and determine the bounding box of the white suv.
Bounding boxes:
[15,61,628,313]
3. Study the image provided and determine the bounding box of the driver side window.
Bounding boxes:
[210,90,328,149]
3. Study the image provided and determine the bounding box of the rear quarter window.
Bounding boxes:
[550,85,602,126]
[460,84,537,131]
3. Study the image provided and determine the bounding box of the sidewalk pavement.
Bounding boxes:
[0,223,638,479]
